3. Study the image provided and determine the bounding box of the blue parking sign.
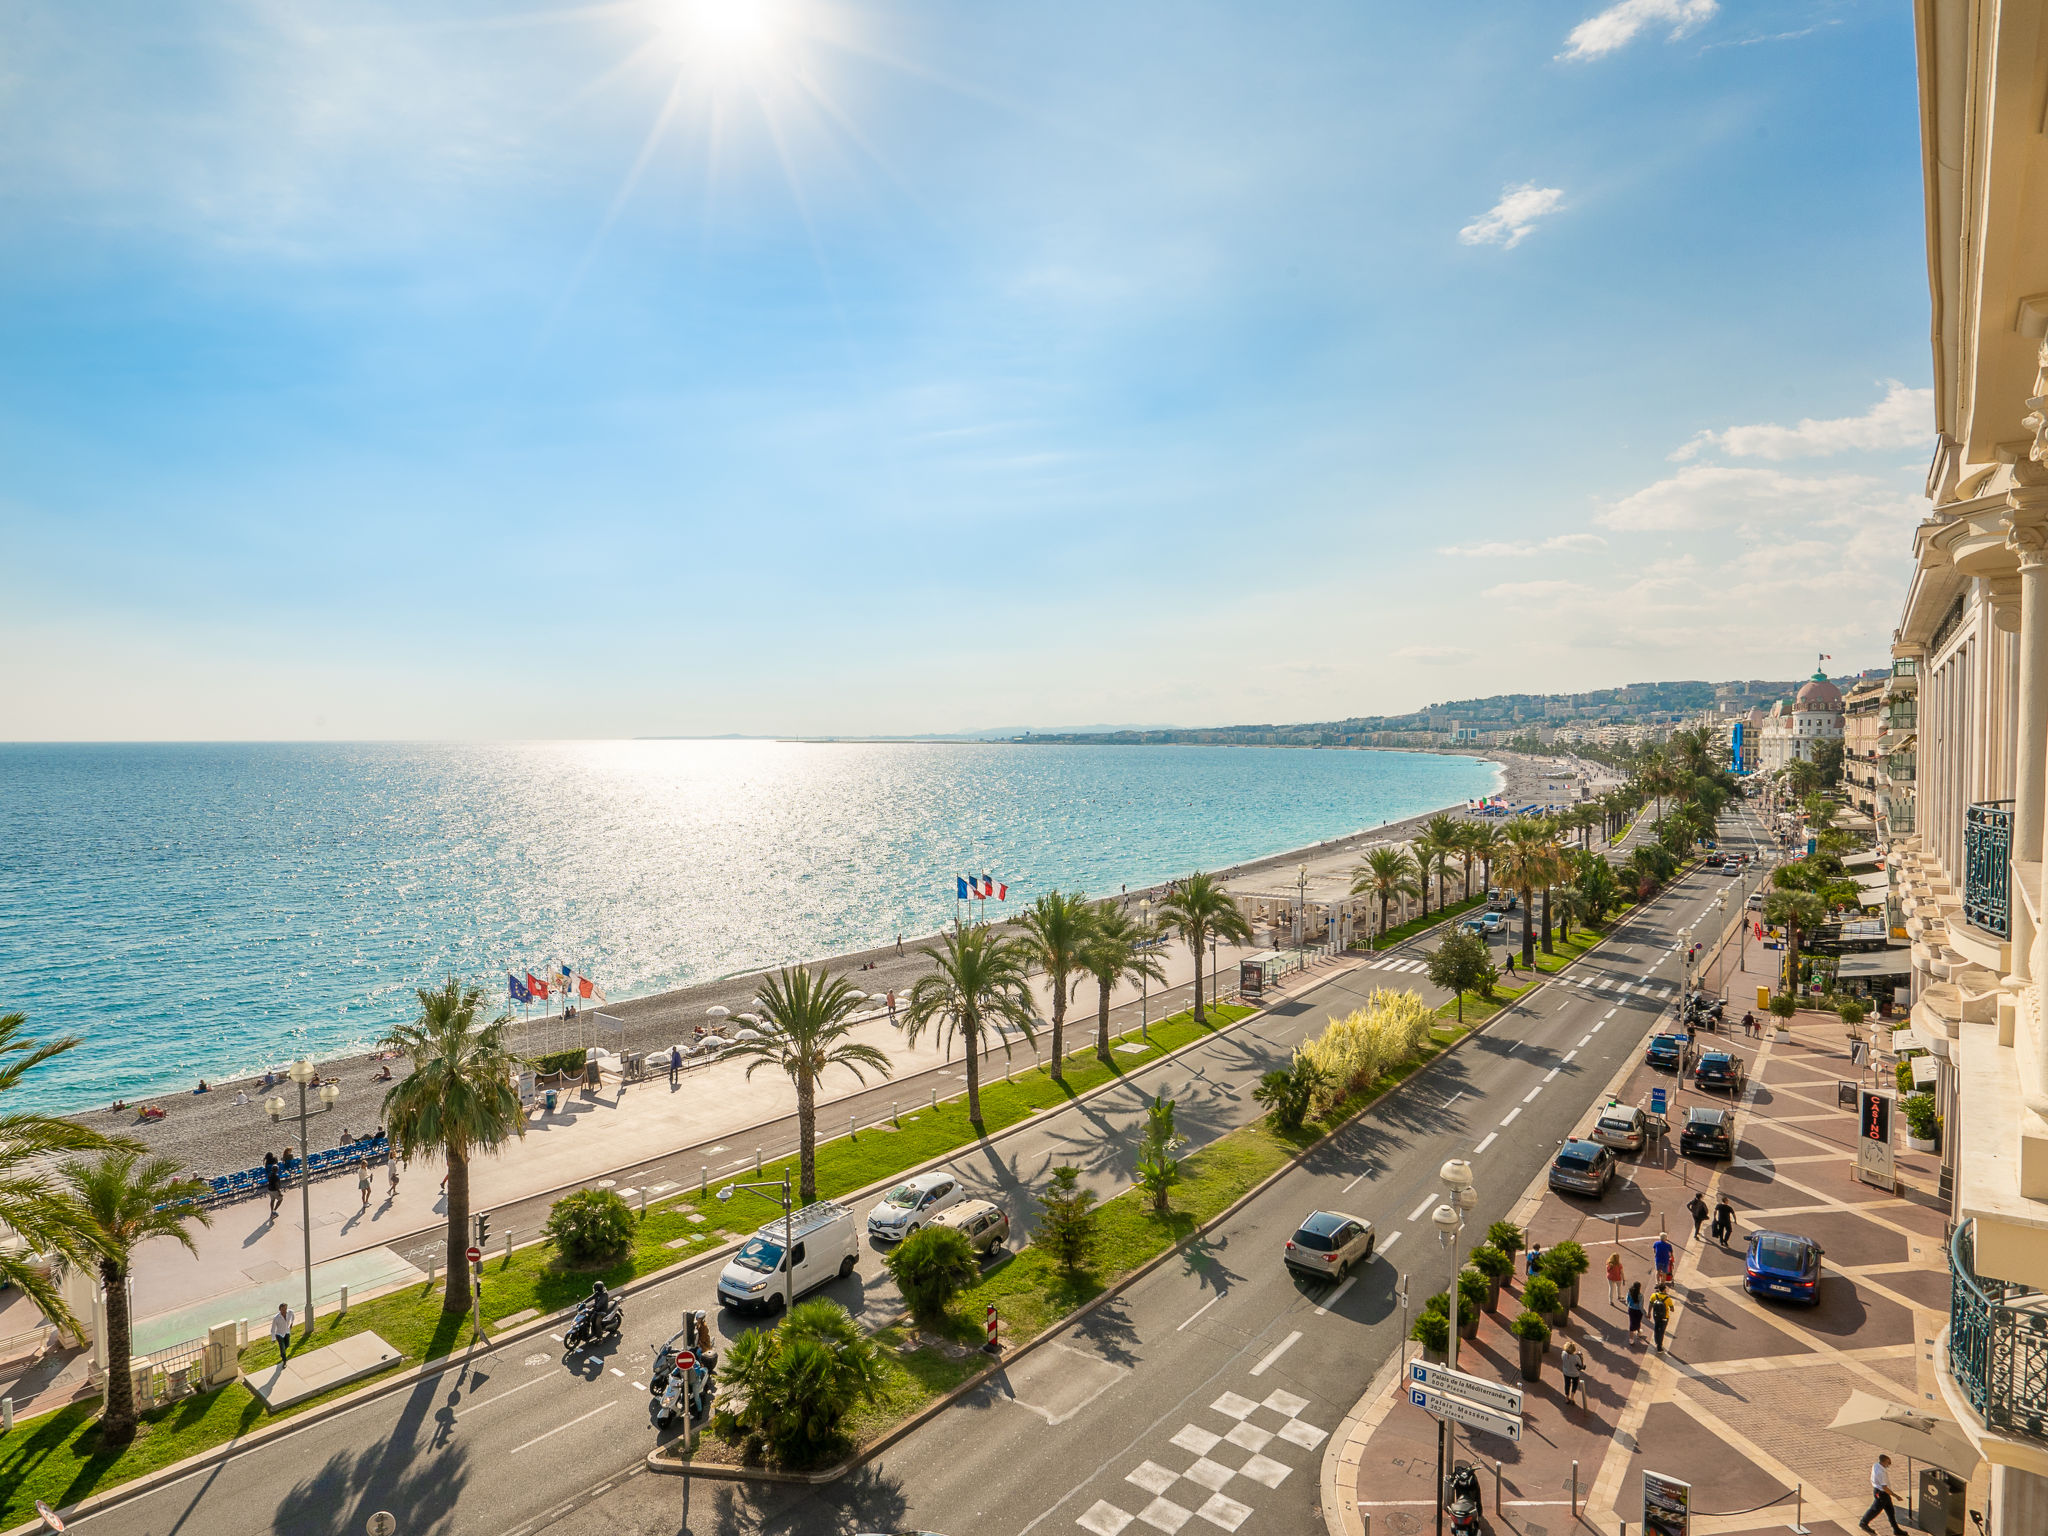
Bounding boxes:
[1650,1087,1667,1116]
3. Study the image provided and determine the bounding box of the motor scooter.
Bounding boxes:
[650,1310,717,1428]
[1445,1461,1484,1535]
[565,1291,624,1352]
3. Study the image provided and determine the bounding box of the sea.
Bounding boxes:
[0,741,1498,1113]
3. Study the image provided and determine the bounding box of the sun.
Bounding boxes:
[649,0,789,66]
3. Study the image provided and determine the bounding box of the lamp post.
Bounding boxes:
[718,1172,795,1313]
[1295,864,1309,968]
[1209,931,1218,1011]
[266,1057,339,1340]
[1433,1159,1479,1536]
[1139,898,1152,1041]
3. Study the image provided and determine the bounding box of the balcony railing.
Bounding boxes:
[1886,751,1917,783]
[1884,702,1918,730]
[1893,658,1919,678]
[1950,1219,2048,1445]
[1965,800,2014,938]
[1884,801,1916,835]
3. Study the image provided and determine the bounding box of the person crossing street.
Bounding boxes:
[1686,1192,1708,1240]
[1712,1195,1735,1246]
[1860,1455,1906,1535]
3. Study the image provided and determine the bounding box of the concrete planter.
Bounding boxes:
[1458,1312,1480,1341]
[1518,1337,1545,1382]
[1908,1134,1938,1153]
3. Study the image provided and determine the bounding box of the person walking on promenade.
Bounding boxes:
[886,990,897,1025]
[1649,1285,1673,1354]
[1652,1232,1675,1287]
[1686,1192,1709,1240]
[1712,1195,1735,1246]
[264,1151,283,1219]
[1860,1455,1906,1536]
[387,1152,401,1198]
[357,1156,372,1211]
[1526,1241,1543,1280]
[1626,1282,1644,1345]
[1607,1251,1626,1306]
[1505,953,1517,978]
[668,1045,681,1089]
[271,1303,296,1364]
[1560,1340,1585,1405]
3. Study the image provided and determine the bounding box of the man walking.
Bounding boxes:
[1860,1455,1906,1536]
[1686,1192,1709,1240]
[271,1303,296,1364]
[1649,1285,1673,1354]
[264,1151,283,1219]
[668,1045,681,1089]
[1712,1195,1735,1247]
[1652,1232,1675,1286]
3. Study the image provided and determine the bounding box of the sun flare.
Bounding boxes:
[649,0,789,65]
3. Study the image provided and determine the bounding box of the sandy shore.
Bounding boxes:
[68,749,1582,1179]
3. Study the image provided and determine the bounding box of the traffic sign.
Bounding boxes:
[35,1500,65,1533]
[1649,1087,1668,1116]
[674,1349,696,1372]
[1408,1384,1522,1442]
[1408,1359,1524,1416]
[465,1246,481,1264]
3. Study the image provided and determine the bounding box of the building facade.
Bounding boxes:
[1753,670,1845,772]
[1885,5,2048,1526]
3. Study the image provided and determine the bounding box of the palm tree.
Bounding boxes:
[1421,814,1466,903]
[1351,847,1420,947]
[380,979,526,1315]
[1159,872,1252,1024]
[1468,823,1505,890]
[1495,820,1556,969]
[903,925,1037,1127]
[1448,820,1483,901]
[1016,890,1097,1083]
[1762,889,1828,1001]
[1080,901,1169,1061]
[0,1012,136,1332]
[62,1151,210,1436]
[728,967,894,1204]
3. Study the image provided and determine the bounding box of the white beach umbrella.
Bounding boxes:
[733,1028,763,1042]
[706,1004,730,1020]
[847,991,868,1001]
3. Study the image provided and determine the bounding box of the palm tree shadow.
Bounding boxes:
[268,1438,472,1536]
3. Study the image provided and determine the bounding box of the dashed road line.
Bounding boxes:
[1250,1331,1302,1377]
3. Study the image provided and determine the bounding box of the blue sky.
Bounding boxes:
[0,0,1925,739]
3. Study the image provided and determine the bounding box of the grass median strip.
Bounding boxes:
[0,1002,1253,1529]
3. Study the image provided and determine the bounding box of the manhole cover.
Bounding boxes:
[1386,1513,1422,1536]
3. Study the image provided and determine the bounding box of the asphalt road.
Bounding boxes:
[65,805,1771,1536]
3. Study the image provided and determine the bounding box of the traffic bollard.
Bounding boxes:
[339,1285,349,1316]
[931,1087,937,1110]
[639,1188,646,1215]
[504,1231,512,1262]
[1495,1461,1504,1515]
[755,1146,762,1173]
[2,1396,11,1432]
[850,1113,856,1142]
[891,1101,898,1126]
[1571,1460,1578,1518]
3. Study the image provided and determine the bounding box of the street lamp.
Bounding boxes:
[718,1172,795,1313]
[1139,898,1152,1041]
[1295,864,1309,968]
[267,1057,340,1340]
[1432,1159,1479,1536]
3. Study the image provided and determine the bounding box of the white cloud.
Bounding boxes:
[1560,0,1718,62]
[1438,533,1608,557]
[1592,464,1899,533]
[1395,645,1476,666]
[1482,579,1592,604]
[1670,381,1934,461]
[1458,184,1565,249]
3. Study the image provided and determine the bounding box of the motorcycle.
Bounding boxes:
[1446,1462,1484,1535]
[650,1310,717,1428]
[564,1293,624,1352]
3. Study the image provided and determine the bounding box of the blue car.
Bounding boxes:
[1744,1230,1823,1305]
[1645,1033,1690,1071]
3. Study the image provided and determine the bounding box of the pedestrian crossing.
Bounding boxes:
[1075,1388,1328,1535]
[1361,953,1674,1002]
[1363,957,1430,974]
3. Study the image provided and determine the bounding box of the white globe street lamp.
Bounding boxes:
[266,1057,339,1340]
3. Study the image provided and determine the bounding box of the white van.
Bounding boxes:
[715,1200,859,1313]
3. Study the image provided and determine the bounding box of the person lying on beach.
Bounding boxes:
[374,1065,393,1082]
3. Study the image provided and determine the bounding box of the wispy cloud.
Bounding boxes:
[1395,645,1476,666]
[1438,533,1607,557]
[1482,579,1592,604]
[1592,464,1914,534]
[1458,184,1565,249]
[1670,382,1933,462]
[1560,0,1718,62]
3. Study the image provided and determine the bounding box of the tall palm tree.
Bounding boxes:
[1447,820,1482,902]
[1762,889,1828,1001]
[1495,820,1556,969]
[1080,901,1169,1061]
[1406,831,1446,918]
[62,1151,210,1435]
[1015,890,1097,1083]
[0,1012,136,1332]
[1159,872,1252,1024]
[728,967,894,1204]
[1468,822,1505,890]
[380,979,526,1315]
[1421,814,1466,903]
[1351,847,1420,947]
[904,924,1037,1127]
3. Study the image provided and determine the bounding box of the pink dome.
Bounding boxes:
[1795,674,1843,710]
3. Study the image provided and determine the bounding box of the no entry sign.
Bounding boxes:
[465,1245,482,1264]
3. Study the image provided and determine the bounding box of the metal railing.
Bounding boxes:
[1884,702,1918,730]
[1949,1218,2048,1444]
[1893,658,1919,678]
[1886,751,1917,783]
[1884,802,1917,836]
[1964,801,2014,938]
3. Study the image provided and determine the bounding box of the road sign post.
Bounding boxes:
[1407,1384,1522,1442]
[1407,1360,1524,1416]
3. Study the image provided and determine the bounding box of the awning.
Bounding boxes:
[1825,1391,1979,1477]
[1842,851,1884,872]
[1854,871,1892,894]
[1834,950,1915,980]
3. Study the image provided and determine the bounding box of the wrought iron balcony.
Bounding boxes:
[1949,1219,2048,1445]
[1884,702,1918,730]
[1964,800,2014,938]
[1893,658,1919,678]
[1885,751,1917,783]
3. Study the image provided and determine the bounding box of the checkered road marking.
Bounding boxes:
[1078,1387,1324,1534]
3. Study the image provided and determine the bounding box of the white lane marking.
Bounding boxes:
[1250,1331,1302,1376]
[1562,1050,1577,1063]
[631,1381,643,1391]
[1443,1091,1464,1109]
[1543,1068,1560,1082]
[1522,1085,1543,1103]
[509,1399,617,1455]
[1407,1193,1438,1222]
[1472,1132,1498,1155]
[1500,1107,1521,1126]
[1379,1230,1402,1254]
[1178,1294,1223,1332]
[1577,1034,1592,1047]
[610,1368,624,1378]
[457,1374,554,1417]
[1505,1041,1520,1054]
[1314,1277,1357,1316]
[1341,1168,1372,1193]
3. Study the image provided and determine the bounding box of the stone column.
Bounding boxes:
[2009,496,2048,992]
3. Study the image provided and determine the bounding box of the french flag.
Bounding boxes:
[957,876,971,900]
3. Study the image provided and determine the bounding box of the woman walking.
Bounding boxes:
[1607,1251,1626,1306]
[1626,1281,1645,1346]
[386,1152,401,1199]
[356,1156,372,1211]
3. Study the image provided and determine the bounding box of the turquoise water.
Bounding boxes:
[0,741,1496,1112]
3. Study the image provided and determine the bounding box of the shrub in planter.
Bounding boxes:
[1839,1000,1866,1027]
[1485,1220,1525,1266]
[1509,1309,1550,1381]
[1411,1296,1451,1356]
[542,1187,635,1267]
[1768,993,1798,1021]
[713,1299,887,1467]
[1540,1240,1590,1310]
[1468,1243,1513,1310]
[885,1225,981,1321]
[1895,1059,1917,1094]
[1456,1268,1489,1334]
[1523,1274,1563,1328]
[1904,1091,1940,1145]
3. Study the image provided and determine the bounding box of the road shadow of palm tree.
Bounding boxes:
[1072,1295,1142,1370]
[267,1435,472,1536]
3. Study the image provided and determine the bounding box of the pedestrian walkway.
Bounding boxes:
[1324,826,1969,1536]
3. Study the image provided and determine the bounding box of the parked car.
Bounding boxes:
[1547,1139,1616,1197]
[1705,851,1726,868]
[1744,1230,1823,1305]
[1590,1104,1648,1153]
[1747,892,1765,911]
[1693,1052,1746,1094]
[716,1201,860,1312]
[866,1171,967,1241]
[1679,1105,1734,1158]
[1478,912,1507,935]
[1283,1210,1377,1280]
[929,1198,1010,1254]
[1645,1032,1692,1072]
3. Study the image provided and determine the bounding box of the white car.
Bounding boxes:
[1590,1104,1648,1153]
[866,1170,966,1241]
[715,1200,859,1313]
[1283,1210,1376,1280]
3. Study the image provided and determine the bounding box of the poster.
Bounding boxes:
[1642,1470,1691,1536]
[1239,959,1265,1002]
[1856,1088,1896,1191]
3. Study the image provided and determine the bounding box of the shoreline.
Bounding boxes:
[56,750,1584,1178]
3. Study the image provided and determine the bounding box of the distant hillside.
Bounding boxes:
[1013,675,1877,748]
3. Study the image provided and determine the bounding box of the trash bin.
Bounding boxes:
[544,1089,558,1114]
[1917,1469,1965,1535]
